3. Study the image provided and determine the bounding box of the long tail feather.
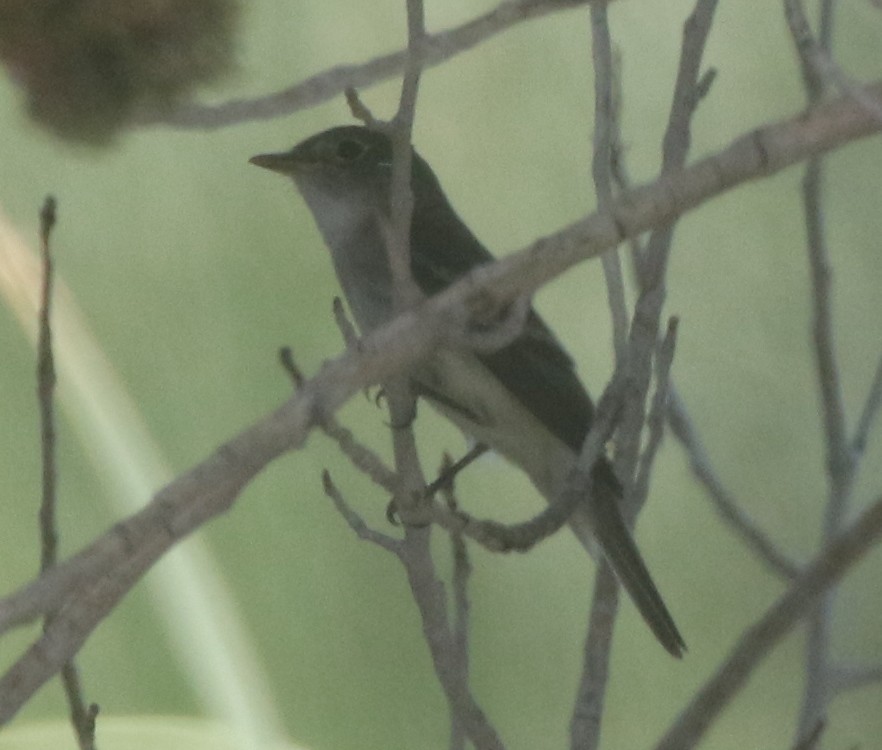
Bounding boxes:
[568,472,686,658]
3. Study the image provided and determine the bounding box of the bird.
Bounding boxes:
[250,125,685,657]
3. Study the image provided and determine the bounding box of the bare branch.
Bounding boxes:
[784,0,882,123]
[572,6,632,716]
[658,0,720,174]
[829,662,882,694]
[35,197,98,750]
[803,155,851,504]
[634,316,678,504]
[424,444,489,499]
[142,0,595,130]
[326,419,400,494]
[280,346,398,493]
[666,389,801,579]
[344,87,378,128]
[791,721,825,750]
[654,492,882,750]
[570,561,619,750]
[382,0,424,313]
[852,349,882,457]
[785,1,854,739]
[376,0,428,529]
[374,8,504,748]
[616,0,719,499]
[399,526,506,750]
[810,48,882,123]
[322,471,400,552]
[37,195,59,575]
[589,3,629,363]
[2,81,880,638]
[438,458,472,750]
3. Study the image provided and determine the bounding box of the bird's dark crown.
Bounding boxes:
[288,125,442,194]
[291,125,395,168]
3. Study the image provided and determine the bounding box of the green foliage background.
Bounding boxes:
[1,1,882,748]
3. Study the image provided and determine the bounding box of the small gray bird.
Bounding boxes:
[250,125,685,657]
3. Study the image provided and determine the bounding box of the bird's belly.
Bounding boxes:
[415,348,576,500]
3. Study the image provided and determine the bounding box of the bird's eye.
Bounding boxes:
[335,138,365,162]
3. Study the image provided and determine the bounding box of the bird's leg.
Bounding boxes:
[425,442,490,498]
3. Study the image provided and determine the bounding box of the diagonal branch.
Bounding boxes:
[143,0,595,130]
[666,390,801,579]
[654,491,882,750]
[852,349,882,457]
[616,0,718,504]
[829,662,882,694]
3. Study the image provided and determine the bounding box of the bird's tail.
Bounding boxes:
[567,465,686,658]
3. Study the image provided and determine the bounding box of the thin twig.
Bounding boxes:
[784,1,852,740]
[35,197,98,750]
[571,318,676,750]
[804,135,851,508]
[325,420,399,494]
[574,8,714,740]
[852,348,882,456]
[616,0,719,509]
[322,472,399,551]
[568,10,630,747]
[791,720,825,750]
[829,662,882,694]
[784,0,824,94]
[607,77,650,279]
[384,0,424,310]
[802,155,852,507]
[810,47,882,123]
[666,390,801,579]
[37,196,59,575]
[634,316,679,505]
[589,2,629,363]
[344,88,378,128]
[280,81,493,741]
[439,456,472,750]
[570,561,619,750]
[379,0,429,528]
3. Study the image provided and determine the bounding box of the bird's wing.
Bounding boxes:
[409,195,594,452]
[408,176,686,657]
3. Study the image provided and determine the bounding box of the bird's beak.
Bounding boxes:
[248,150,299,174]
